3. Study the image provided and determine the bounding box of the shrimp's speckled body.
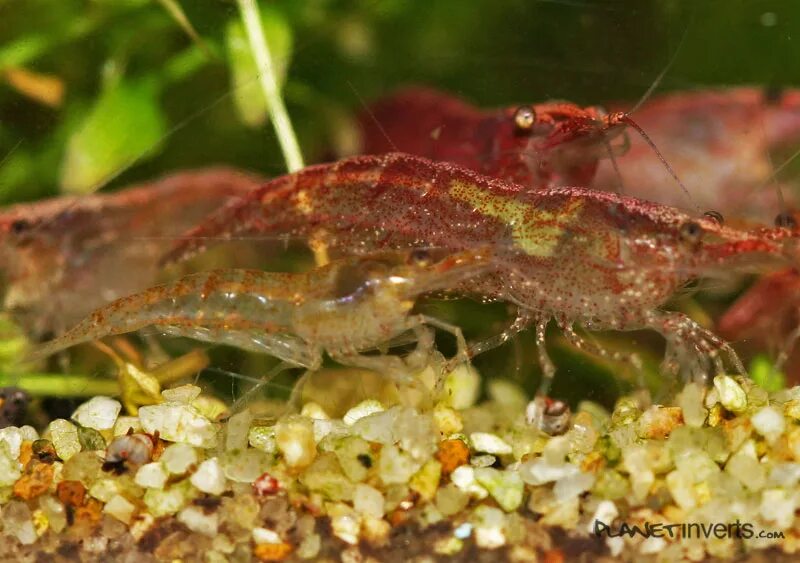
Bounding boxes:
[165,153,800,386]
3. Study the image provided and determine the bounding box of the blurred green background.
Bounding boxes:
[3,0,798,201]
[0,0,796,408]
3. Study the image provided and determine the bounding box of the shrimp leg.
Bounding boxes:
[230,361,298,413]
[558,319,642,370]
[637,310,745,381]
[465,310,533,359]
[535,318,556,397]
[329,351,411,382]
[417,314,469,362]
[327,313,468,382]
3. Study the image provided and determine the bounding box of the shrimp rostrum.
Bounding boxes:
[164,153,800,389]
[29,247,494,381]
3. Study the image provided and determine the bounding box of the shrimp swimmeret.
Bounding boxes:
[29,248,494,379]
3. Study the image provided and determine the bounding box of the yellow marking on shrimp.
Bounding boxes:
[448,181,585,257]
[295,188,313,215]
[294,177,328,264]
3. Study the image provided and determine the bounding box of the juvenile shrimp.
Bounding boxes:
[0,167,262,339]
[164,153,800,391]
[591,87,800,221]
[29,247,493,380]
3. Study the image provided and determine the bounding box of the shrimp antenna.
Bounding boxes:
[763,142,788,213]
[618,114,699,213]
[201,365,294,391]
[229,361,297,412]
[602,135,626,194]
[0,139,22,169]
[0,140,22,204]
[771,143,800,180]
[735,95,800,222]
[608,22,696,210]
[347,80,400,152]
[627,16,691,116]
[760,105,800,220]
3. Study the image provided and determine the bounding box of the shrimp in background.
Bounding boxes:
[718,268,800,371]
[358,86,628,189]
[717,212,800,382]
[0,167,263,339]
[592,87,800,221]
[359,86,800,223]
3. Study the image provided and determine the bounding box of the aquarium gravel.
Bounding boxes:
[2,370,800,562]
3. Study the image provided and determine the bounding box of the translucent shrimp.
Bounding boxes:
[29,248,494,380]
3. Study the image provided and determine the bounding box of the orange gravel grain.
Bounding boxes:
[13,460,55,500]
[436,439,470,475]
[253,542,293,561]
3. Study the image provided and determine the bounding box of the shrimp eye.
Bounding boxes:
[764,85,784,105]
[775,212,798,229]
[679,221,702,244]
[513,106,536,133]
[333,260,387,299]
[9,219,30,235]
[408,249,431,266]
[702,210,724,225]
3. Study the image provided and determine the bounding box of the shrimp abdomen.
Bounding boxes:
[29,270,299,360]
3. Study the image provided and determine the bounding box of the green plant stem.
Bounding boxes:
[0,373,119,398]
[236,0,304,172]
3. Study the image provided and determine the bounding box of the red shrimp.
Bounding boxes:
[163,153,800,391]
[718,268,800,354]
[357,86,629,189]
[0,167,263,338]
[592,87,800,220]
[359,87,800,222]
[718,212,800,381]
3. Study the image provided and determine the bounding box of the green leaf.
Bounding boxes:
[0,17,95,70]
[749,354,786,393]
[225,5,293,128]
[60,79,166,193]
